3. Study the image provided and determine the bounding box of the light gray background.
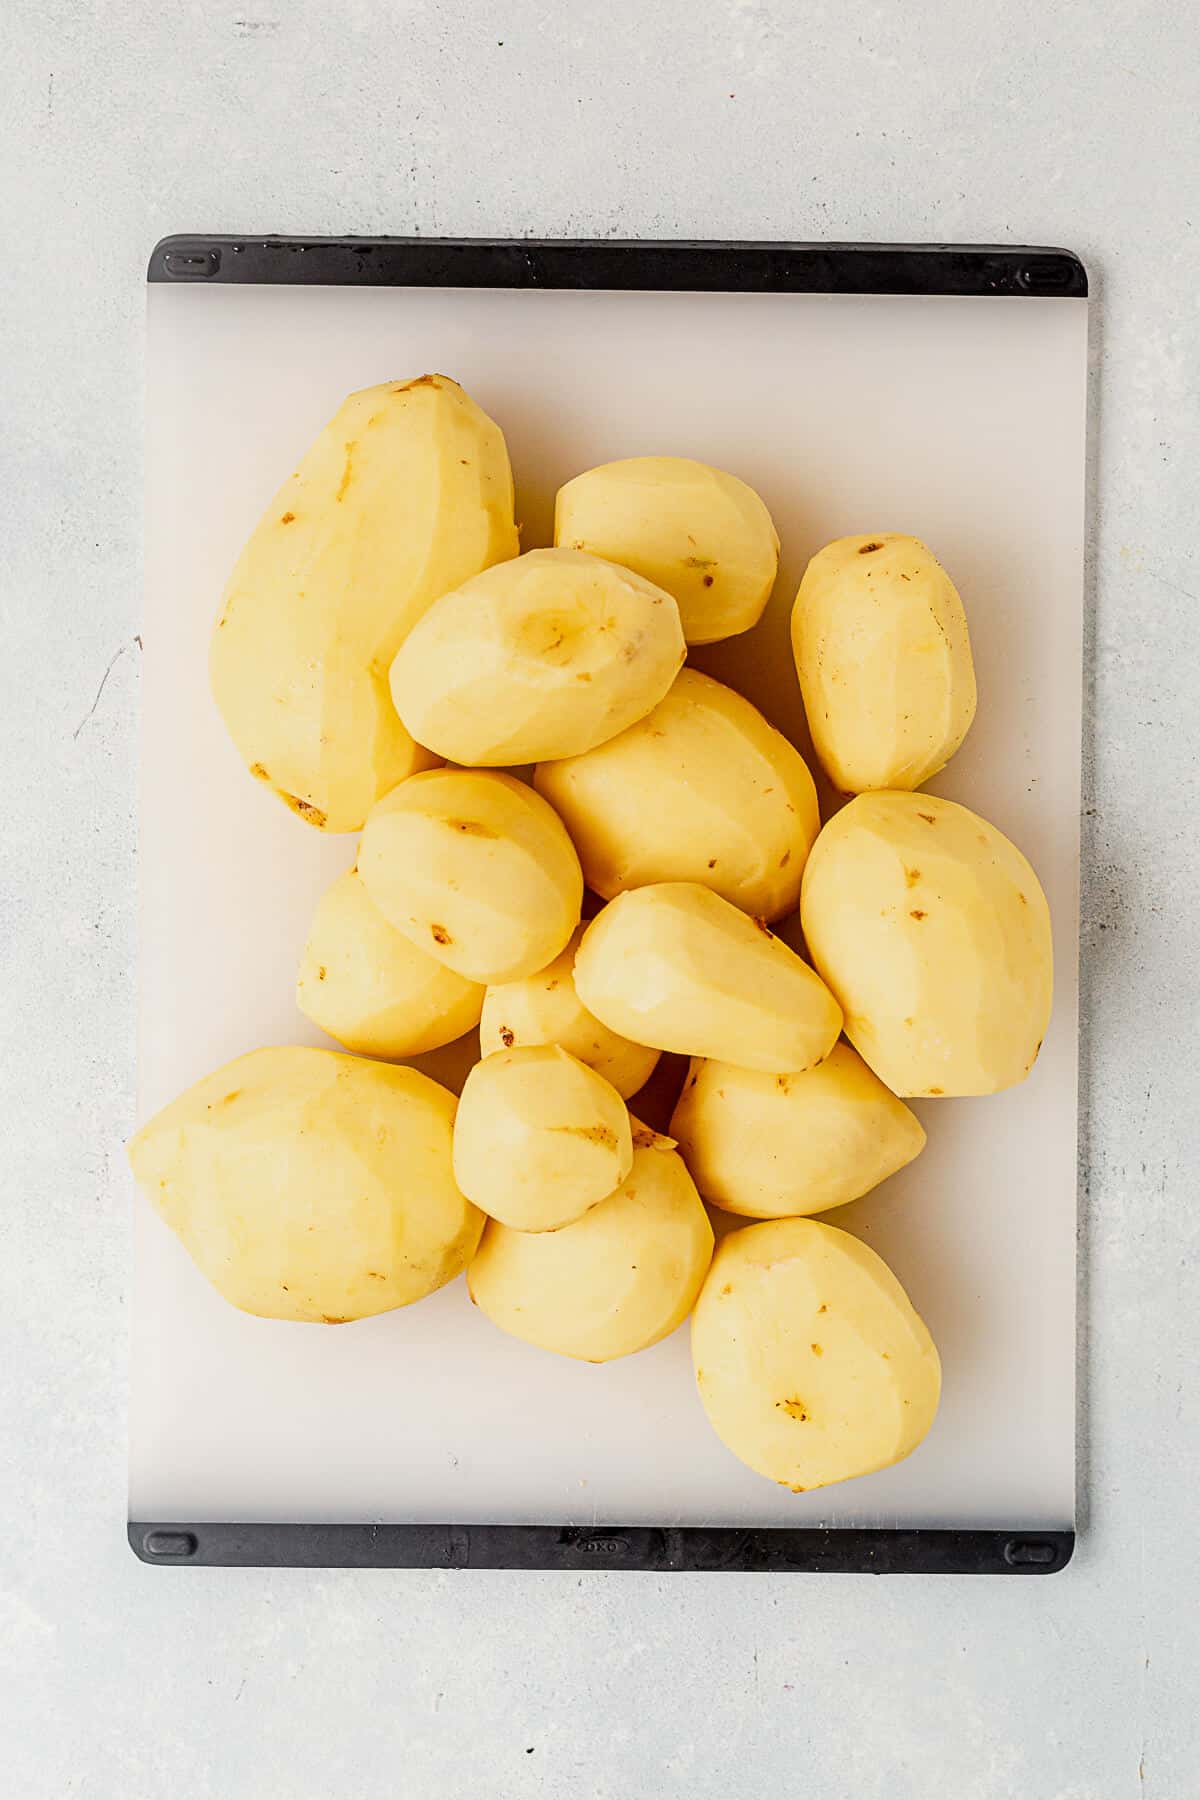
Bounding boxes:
[2,2,1197,1796]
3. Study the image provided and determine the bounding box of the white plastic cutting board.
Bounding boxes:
[134,281,1085,1528]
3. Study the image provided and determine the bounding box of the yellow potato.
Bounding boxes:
[669,1042,925,1218]
[791,533,976,793]
[800,791,1053,1096]
[574,882,842,1073]
[692,1217,941,1491]
[211,374,517,832]
[468,1123,714,1359]
[358,768,583,985]
[127,1047,481,1322]
[535,669,819,920]
[479,925,660,1099]
[555,456,779,645]
[389,548,686,765]
[453,1045,633,1231]
[296,868,484,1059]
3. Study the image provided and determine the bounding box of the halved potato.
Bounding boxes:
[389,548,686,765]
[669,1042,925,1218]
[453,1044,632,1231]
[358,768,583,985]
[479,925,660,1099]
[211,374,517,831]
[555,456,778,644]
[800,791,1053,1096]
[574,882,842,1073]
[127,1047,482,1322]
[468,1123,714,1359]
[692,1217,941,1490]
[534,669,819,920]
[791,533,976,793]
[296,868,484,1059]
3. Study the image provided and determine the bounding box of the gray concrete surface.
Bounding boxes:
[3,2,1198,1795]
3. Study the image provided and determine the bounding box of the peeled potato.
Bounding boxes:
[791,533,976,794]
[535,669,819,921]
[358,768,583,985]
[211,375,517,831]
[453,1044,632,1231]
[296,868,484,1059]
[692,1217,941,1491]
[670,1042,925,1218]
[479,925,660,1099]
[127,1047,481,1322]
[555,456,779,645]
[468,1123,714,1360]
[574,882,842,1073]
[389,548,686,765]
[801,791,1053,1097]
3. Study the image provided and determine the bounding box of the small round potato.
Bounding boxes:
[389,547,686,765]
[574,882,842,1073]
[535,669,819,920]
[468,1124,714,1360]
[555,456,779,645]
[669,1042,926,1218]
[453,1044,633,1231]
[297,868,484,1059]
[127,1048,482,1323]
[791,533,976,793]
[479,926,660,1099]
[358,768,583,985]
[800,791,1053,1096]
[692,1217,941,1491]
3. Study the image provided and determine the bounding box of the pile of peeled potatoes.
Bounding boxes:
[129,373,1052,1497]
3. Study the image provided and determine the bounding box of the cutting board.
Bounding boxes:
[132,241,1086,1572]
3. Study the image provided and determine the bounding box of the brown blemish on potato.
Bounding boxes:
[249,762,271,781]
[776,1398,810,1421]
[720,1284,732,1296]
[280,1284,289,1291]
[631,1123,676,1150]
[316,966,327,982]
[283,793,327,828]
[335,442,356,502]
[682,555,717,570]
[393,374,441,392]
[552,1123,619,1149]
[1018,891,1028,905]
[321,1315,349,1325]
[900,572,911,581]
[702,574,714,587]
[545,979,560,991]
[499,1026,515,1048]
[280,510,296,524]
[927,1086,944,1095]
[366,1271,386,1281]
[445,818,498,837]
[881,1352,891,1360]
[430,924,452,945]
[910,909,927,920]
[917,811,937,825]
[221,1090,241,1106]
[858,541,884,554]
[776,1075,790,1093]
[906,867,921,886]
[752,917,772,937]
[817,1303,828,1314]
[707,857,718,869]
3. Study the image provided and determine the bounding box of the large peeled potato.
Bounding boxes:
[692,1217,941,1490]
[791,534,976,793]
[358,768,583,985]
[389,548,686,765]
[127,1047,482,1322]
[468,1124,714,1360]
[479,925,660,1099]
[801,791,1052,1096]
[535,669,819,920]
[211,375,518,832]
[555,456,779,645]
[670,1042,925,1218]
[453,1045,633,1231]
[296,868,484,1059]
[574,882,842,1073]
